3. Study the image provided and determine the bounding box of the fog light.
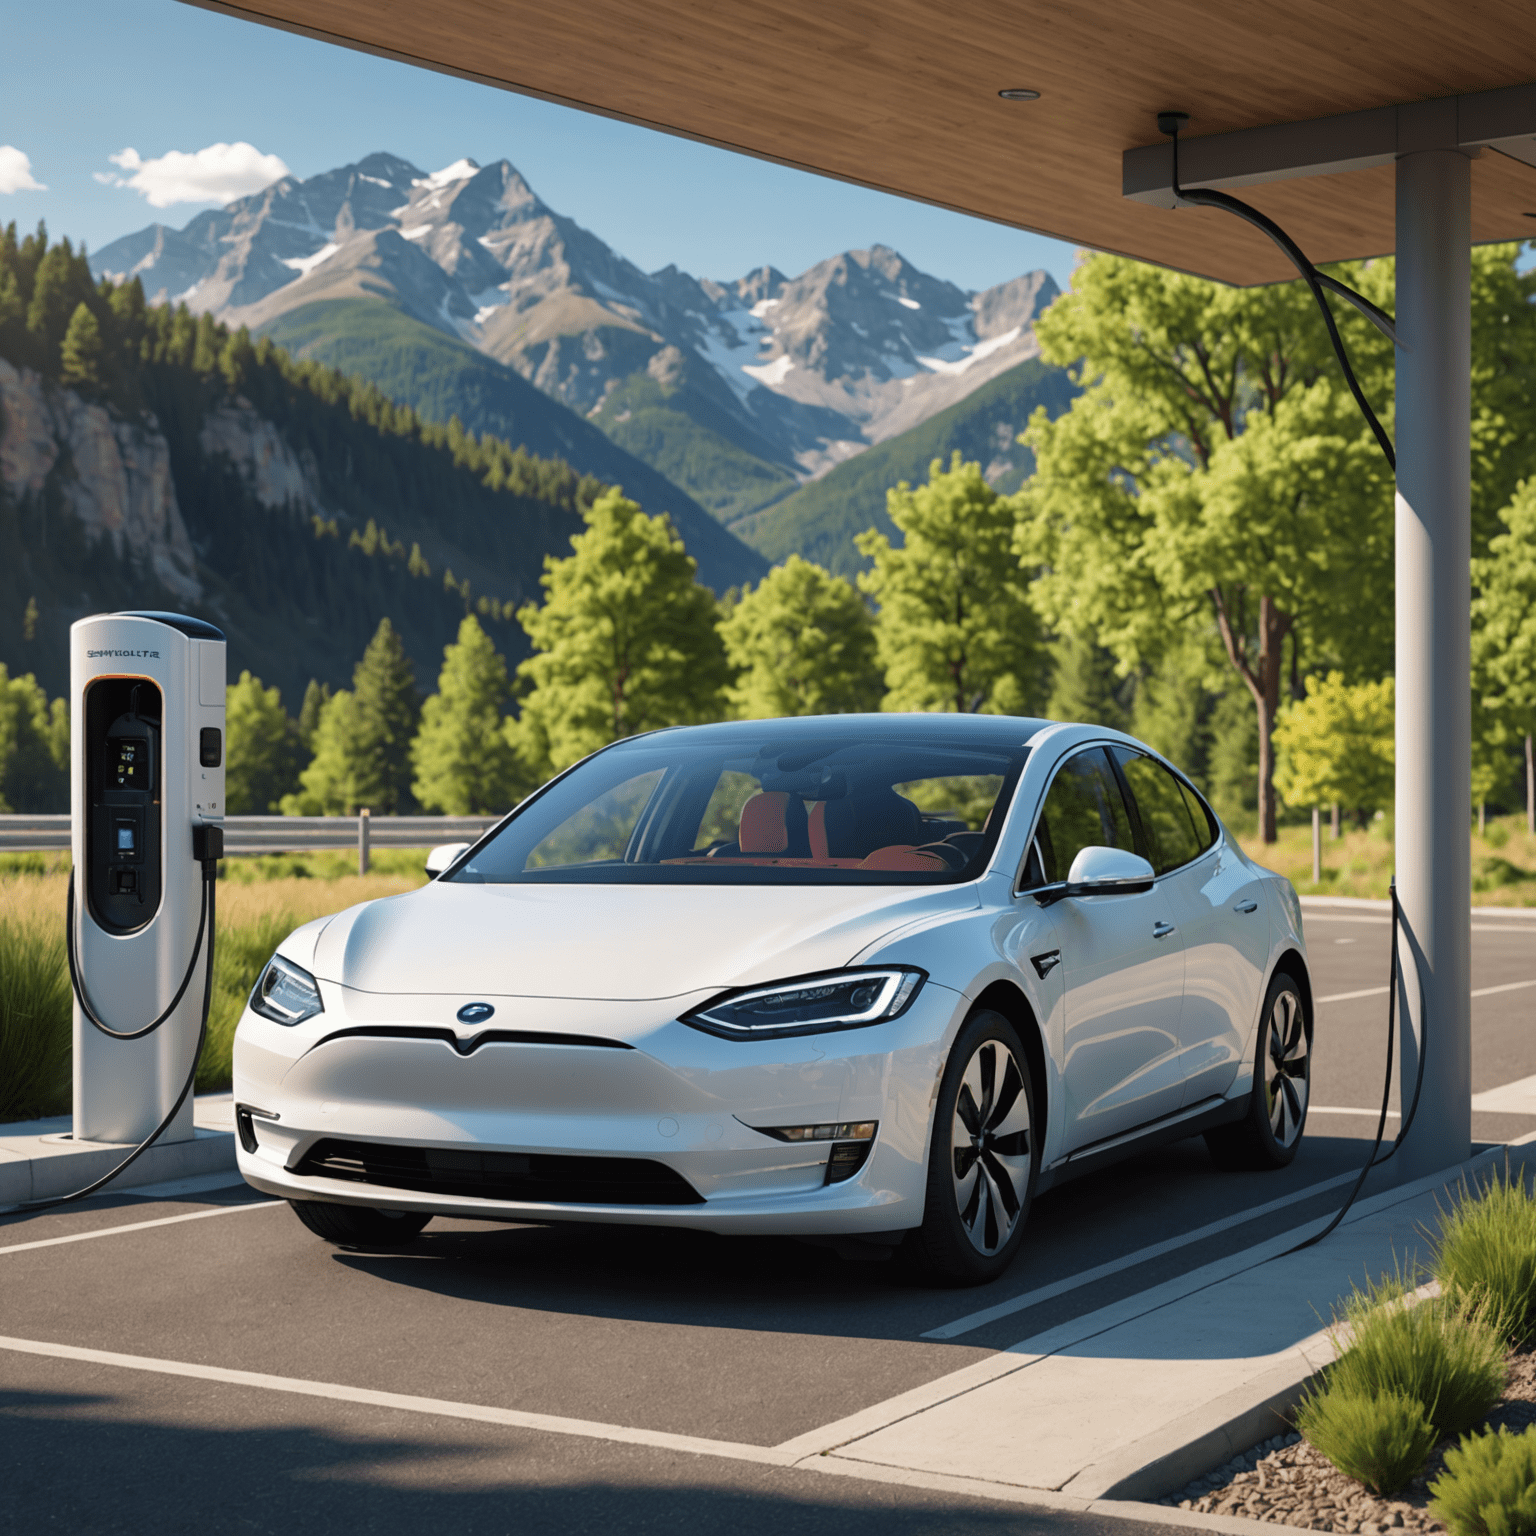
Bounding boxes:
[825,1140,873,1184]
[755,1121,877,1143]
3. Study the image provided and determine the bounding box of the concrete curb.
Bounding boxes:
[1061,1349,1320,1501]
[1300,895,1536,918]
[0,1095,239,1207]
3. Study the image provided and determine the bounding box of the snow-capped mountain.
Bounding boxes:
[93,152,1059,492]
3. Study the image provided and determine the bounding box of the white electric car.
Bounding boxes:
[233,714,1311,1284]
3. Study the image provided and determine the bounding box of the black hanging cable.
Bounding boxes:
[14,843,220,1214]
[1157,112,1397,473]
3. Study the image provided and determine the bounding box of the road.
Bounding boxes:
[3,907,1534,1535]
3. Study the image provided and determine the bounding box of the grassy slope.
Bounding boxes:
[259,299,768,592]
[591,373,797,525]
[733,357,1077,577]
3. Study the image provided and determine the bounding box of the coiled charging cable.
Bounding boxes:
[15,830,221,1213]
[1156,116,1427,1246]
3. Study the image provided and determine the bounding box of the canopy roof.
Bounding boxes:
[192,0,1536,284]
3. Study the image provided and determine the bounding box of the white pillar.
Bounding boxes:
[1393,148,1472,1178]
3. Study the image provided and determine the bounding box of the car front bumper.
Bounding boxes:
[232,978,966,1235]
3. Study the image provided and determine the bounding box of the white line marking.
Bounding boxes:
[1472,1072,1536,1115]
[920,1170,1361,1340]
[1318,986,1389,1003]
[0,1200,281,1256]
[0,1334,793,1465]
[1308,1106,1399,1117]
[1473,979,1536,999]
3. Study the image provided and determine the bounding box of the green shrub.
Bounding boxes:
[1430,1425,1536,1536]
[1435,1170,1536,1347]
[1295,1390,1439,1494]
[0,915,71,1121]
[197,908,298,1091]
[1325,1281,1508,1440]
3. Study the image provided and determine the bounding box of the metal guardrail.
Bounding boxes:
[0,813,500,873]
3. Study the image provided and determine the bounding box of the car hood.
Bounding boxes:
[301,880,979,1000]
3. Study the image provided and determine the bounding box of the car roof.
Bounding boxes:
[626,713,1055,750]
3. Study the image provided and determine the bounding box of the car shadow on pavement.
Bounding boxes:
[0,1385,1170,1536]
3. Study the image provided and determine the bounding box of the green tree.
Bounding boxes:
[1045,634,1128,730]
[857,453,1040,714]
[0,668,68,812]
[350,618,419,813]
[224,671,297,813]
[296,680,331,754]
[1473,478,1536,832]
[1016,254,1395,841]
[720,555,880,718]
[59,302,103,390]
[411,615,522,813]
[1273,672,1395,825]
[512,489,728,774]
[281,689,368,815]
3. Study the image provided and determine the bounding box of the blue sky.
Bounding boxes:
[0,0,1079,293]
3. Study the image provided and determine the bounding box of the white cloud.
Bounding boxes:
[100,142,290,208]
[0,146,45,194]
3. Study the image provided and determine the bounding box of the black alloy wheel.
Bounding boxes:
[1205,971,1310,1171]
[907,1008,1038,1286]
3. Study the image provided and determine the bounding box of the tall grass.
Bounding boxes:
[0,886,71,1121]
[1434,1168,1536,1347]
[0,864,427,1121]
[1430,1426,1536,1536]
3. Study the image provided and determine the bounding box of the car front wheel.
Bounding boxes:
[1205,971,1310,1171]
[906,1009,1039,1286]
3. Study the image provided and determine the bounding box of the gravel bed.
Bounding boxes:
[1158,1352,1536,1532]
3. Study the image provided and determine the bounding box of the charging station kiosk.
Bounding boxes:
[70,611,226,1146]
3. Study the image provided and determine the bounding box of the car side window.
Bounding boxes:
[1113,750,1206,875]
[1178,780,1219,857]
[1031,748,1136,885]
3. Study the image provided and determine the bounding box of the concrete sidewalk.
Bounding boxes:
[794,1148,1521,1503]
[0,1092,238,1206]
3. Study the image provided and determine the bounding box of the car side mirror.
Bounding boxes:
[1032,846,1155,906]
[425,842,471,879]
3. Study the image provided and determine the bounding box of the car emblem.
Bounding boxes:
[456,1002,495,1024]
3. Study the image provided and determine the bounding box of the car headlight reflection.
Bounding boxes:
[683,968,924,1041]
[250,953,324,1026]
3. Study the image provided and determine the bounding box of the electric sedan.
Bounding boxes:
[233,714,1312,1284]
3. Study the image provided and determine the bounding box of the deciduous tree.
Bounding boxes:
[720,555,880,718]
[857,454,1040,714]
[511,489,728,775]
[224,671,297,814]
[1273,672,1394,825]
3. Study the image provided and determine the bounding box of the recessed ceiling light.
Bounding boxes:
[998,88,1041,101]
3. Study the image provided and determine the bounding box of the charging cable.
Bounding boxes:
[16,826,222,1213]
[1155,115,1428,1245]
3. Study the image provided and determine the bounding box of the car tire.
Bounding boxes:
[289,1199,432,1248]
[905,1008,1039,1287]
[1205,971,1311,1171]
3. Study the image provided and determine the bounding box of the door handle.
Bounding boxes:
[1234,899,1259,914]
[1153,921,1176,939]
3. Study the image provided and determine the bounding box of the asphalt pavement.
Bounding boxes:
[4,912,1535,1535]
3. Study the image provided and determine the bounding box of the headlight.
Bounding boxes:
[683,967,924,1041]
[250,954,324,1026]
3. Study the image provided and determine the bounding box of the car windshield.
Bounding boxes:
[448,721,1031,885]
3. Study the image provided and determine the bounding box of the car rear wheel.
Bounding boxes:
[906,1009,1038,1286]
[1205,971,1310,1171]
[289,1199,432,1248]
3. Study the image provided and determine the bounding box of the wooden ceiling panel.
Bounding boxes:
[187,0,1536,283]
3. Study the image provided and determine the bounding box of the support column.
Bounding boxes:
[1393,148,1472,1179]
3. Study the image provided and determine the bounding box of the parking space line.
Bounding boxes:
[0,1333,794,1465]
[919,1169,1361,1341]
[1472,1073,1536,1115]
[1318,985,1389,1003]
[1309,1106,1399,1117]
[1472,979,1536,999]
[0,1200,282,1256]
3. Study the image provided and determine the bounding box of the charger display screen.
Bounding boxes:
[112,739,145,790]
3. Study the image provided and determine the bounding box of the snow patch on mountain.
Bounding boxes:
[280,242,339,276]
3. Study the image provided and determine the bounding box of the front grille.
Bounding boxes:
[295,1138,704,1206]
